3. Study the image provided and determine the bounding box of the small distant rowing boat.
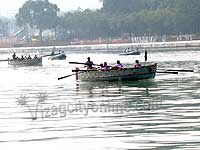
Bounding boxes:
[8,57,42,66]
[119,47,140,55]
[49,53,66,60]
[119,51,140,55]
[72,63,157,81]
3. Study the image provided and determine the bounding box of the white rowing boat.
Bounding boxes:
[49,53,66,60]
[73,63,157,81]
[119,47,140,55]
[119,51,140,55]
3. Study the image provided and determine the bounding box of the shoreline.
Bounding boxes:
[0,40,200,52]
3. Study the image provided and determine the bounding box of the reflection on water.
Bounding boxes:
[75,80,161,116]
[0,48,200,149]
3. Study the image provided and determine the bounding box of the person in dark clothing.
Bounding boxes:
[12,52,17,60]
[34,55,38,59]
[28,55,32,59]
[85,57,94,69]
[21,55,25,60]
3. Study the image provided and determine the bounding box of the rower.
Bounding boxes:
[134,60,142,68]
[34,55,38,59]
[51,51,55,56]
[124,48,129,53]
[12,52,17,60]
[116,60,123,69]
[85,57,94,69]
[98,63,104,71]
[102,62,110,71]
[21,55,25,60]
[111,60,124,70]
[126,47,130,53]
[28,55,32,59]
[51,47,56,56]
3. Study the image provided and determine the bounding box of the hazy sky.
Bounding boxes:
[0,0,102,18]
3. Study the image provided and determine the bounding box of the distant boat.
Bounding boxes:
[8,57,42,66]
[49,52,66,60]
[119,47,140,55]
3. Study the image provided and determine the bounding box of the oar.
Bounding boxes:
[72,69,97,72]
[41,54,52,57]
[69,61,101,66]
[158,68,193,72]
[157,71,178,74]
[69,61,113,67]
[58,69,99,80]
[0,59,11,62]
[165,69,194,72]
[58,73,77,80]
[69,62,86,65]
[58,72,84,80]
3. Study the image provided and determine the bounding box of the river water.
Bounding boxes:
[0,47,200,150]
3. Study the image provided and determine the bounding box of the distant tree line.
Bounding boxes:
[0,19,9,36]
[15,0,200,41]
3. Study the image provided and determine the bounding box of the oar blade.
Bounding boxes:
[165,69,194,72]
[41,54,51,58]
[158,68,194,72]
[69,62,86,65]
[157,71,178,74]
[0,59,10,62]
[58,74,73,80]
[58,76,65,80]
[58,71,84,80]
[58,77,64,80]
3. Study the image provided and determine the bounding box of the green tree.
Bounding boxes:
[15,0,60,41]
[61,9,110,40]
[60,0,200,41]
[176,0,200,33]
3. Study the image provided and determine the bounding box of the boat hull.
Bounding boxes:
[49,53,66,60]
[75,63,157,82]
[119,51,140,55]
[8,58,42,66]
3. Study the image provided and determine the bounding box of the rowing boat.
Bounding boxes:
[119,47,140,55]
[8,57,42,66]
[119,51,140,55]
[73,63,157,81]
[49,53,66,60]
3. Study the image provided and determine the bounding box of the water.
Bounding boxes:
[0,47,200,150]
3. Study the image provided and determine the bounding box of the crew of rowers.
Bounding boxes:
[85,57,142,71]
[51,46,65,56]
[12,52,38,60]
[51,50,64,56]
